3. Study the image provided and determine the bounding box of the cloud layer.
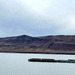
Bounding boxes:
[0,0,75,37]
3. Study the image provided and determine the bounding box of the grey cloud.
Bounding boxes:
[0,0,75,37]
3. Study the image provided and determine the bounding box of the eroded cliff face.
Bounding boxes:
[0,35,75,54]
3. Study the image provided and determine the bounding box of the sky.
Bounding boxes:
[0,0,75,37]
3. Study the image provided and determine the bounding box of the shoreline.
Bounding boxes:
[0,51,75,55]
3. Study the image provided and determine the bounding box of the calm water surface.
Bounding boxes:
[0,53,75,75]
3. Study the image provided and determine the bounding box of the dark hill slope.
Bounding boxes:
[0,35,75,54]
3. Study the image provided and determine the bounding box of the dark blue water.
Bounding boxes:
[0,53,75,75]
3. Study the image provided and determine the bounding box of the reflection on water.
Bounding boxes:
[0,53,75,75]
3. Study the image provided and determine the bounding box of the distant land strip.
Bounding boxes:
[0,35,75,55]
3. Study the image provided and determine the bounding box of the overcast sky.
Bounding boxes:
[0,0,75,37]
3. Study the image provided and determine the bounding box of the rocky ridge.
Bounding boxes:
[0,35,75,54]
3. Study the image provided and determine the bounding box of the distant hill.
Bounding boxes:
[0,35,75,54]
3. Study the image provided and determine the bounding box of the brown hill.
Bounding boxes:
[0,35,75,54]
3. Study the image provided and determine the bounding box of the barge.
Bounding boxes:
[28,58,75,63]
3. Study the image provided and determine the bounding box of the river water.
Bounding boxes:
[0,53,75,75]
